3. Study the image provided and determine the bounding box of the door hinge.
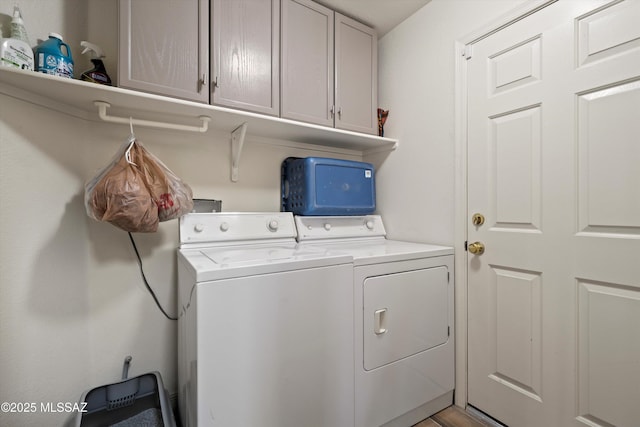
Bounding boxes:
[463,44,472,60]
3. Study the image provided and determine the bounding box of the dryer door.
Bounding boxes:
[363,266,449,370]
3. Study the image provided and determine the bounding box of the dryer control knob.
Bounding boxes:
[268,219,279,231]
[365,219,375,230]
[194,223,205,233]
[220,222,230,232]
[324,223,332,231]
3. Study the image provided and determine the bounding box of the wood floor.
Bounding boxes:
[412,405,493,427]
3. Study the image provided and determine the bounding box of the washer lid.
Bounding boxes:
[179,243,352,281]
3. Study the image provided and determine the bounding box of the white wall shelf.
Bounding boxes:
[0,68,398,180]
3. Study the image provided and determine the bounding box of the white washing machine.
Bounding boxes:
[177,212,354,427]
[295,215,455,427]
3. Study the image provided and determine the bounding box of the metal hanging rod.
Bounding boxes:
[94,101,211,133]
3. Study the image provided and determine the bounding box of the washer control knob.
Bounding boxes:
[268,219,279,231]
[219,222,230,232]
[194,223,205,233]
[324,223,332,231]
[365,219,375,230]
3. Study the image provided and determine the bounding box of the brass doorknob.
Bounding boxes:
[468,241,485,255]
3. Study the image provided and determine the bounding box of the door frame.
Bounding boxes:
[452,0,557,408]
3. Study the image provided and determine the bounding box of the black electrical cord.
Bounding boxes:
[128,232,178,321]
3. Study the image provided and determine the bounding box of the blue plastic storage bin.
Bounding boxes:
[281,157,376,216]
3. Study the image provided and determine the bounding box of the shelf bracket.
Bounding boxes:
[231,122,248,182]
[94,101,211,133]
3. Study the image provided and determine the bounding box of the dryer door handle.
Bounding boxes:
[374,308,387,335]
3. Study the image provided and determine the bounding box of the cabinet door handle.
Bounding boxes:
[330,105,335,118]
[198,74,206,93]
[337,107,342,119]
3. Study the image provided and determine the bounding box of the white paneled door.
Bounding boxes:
[466,1,640,426]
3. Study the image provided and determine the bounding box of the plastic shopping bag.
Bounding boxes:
[136,144,194,222]
[85,138,193,232]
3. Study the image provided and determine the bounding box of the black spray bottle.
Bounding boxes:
[80,41,112,85]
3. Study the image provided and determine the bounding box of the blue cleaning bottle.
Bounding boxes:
[34,33,74,78]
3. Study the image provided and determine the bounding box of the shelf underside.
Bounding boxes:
[0,68,398,154]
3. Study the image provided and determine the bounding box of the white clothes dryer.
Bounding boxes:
[295,215,455,427]
[177,212,354,427]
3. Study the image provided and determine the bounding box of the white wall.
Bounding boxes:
[374,0,525,245]
[0,0,526,425]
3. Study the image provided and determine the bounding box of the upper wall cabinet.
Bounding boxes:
[280,0,334,127]
[118,0,378,136]
[281,0,378,135]
[335,13,378,135]
[118,0,209,103]
[212,0,280,116]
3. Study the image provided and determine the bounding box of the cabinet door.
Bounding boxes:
[118,0,209,103]
[335,13,378,135]
[281,0,334,127]
[212,0,280,116]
